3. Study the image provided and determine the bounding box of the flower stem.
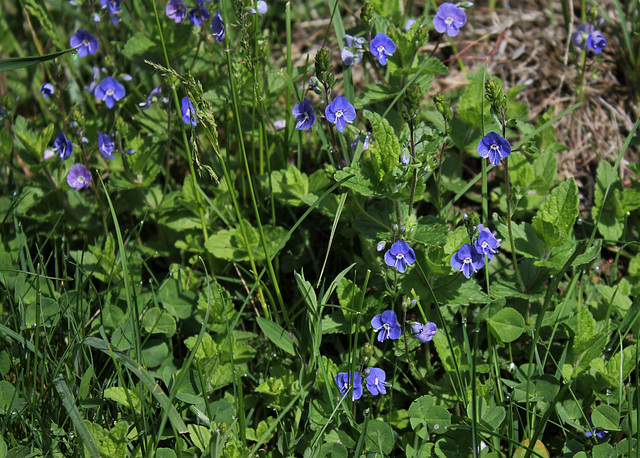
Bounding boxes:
[503,157,525,292]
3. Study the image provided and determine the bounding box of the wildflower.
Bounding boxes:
[475,224,501,259]
[325,96,356,133]
[181,96,197,126]
[308,76,321,90]
[98,132,115,159]
[94,77,126,109]
[572,24,607,54]
[210,10,225,42]
[249,0,267,15]
[369,33,396,66]
[376,241,386,251]
[371,310,402,342]
[433,2,467,37]
[292,98,316,131]
[139,85,163,109]
[451,243,485,279]
[92,12,101,22]
[586,419,607,439]
[400,150,410,165]
[100,0,122,26]
[477,132,511,166]
[166,0,187,22]
[52,132,73,160]
[67,164,92,190]
[405,19,416,31]
[351,133,370,152]
[384,240,416,273]
[40,83,54,98]
[341,34,365,66]
[334,372,362,400]
[365,367,390,395]
[69,29,99,57]
[188,6,209,27]
[85,66,103,94]
[411,321,437,343]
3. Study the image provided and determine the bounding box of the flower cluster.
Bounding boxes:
[100,0,122,26]
[341,34,365,66]
[334,368,389,400]
[165,0,225,40]
[572,23,607,54]
[451,224,501,278]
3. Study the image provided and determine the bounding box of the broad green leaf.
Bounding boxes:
[355,84,398,109]
[425,406,451,435]
[592,404,620,431]
[267,165,309,206]
[592,160,624,240]
[487,307,525,343]
[532,178,579,247]
[604,343,640,387]
[22,297,58,329]
[591,443,617,458]
[412,216,448,249]
[513,439,550,458]
[256,317,295,355]
[318,442,349,458]
[481,406,506,430]
[205,221,287,262]
[363,110,401,182]
[159,278,197,319]
[458,68,492,127]
[103,387,143,412]
[188,424,212,453]
[362,419,394,454]
[142,308,177,337]
[408,395,435,440]
[141,340,169,368]
[0,381,27,415]
[122,32,156,59]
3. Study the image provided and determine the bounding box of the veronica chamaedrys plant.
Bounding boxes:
[433,2,467,37]
[371,310,402,342]
[69,29,99,57]
[384,240,416,273]
[48,132,73,160]
[166,0,187,23]
[210,11,225,42]
[477,132,511,166]
[341,34,365,66]
[188,6,209,27]
[67,164,92,190]
[97,132,115,159]
[40,83,54,98]
[475,224,501,259]
[100,0,121,26]
[364,367,389,395]
[411,321,437,343]
[572,23,607,54]
[369,33,396,66]
[139,85,163,109]
[451,244,485,279]
[181,97,197,126]
[325,96,355,132]
[94,77,125,108]
[292,98,315,131]
[334,372,362,400]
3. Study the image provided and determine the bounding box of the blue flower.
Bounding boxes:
[210,10,225,42]
[139,85,163,109]
[371,310,402,342]
[292,98,316,131]
[166,0,187,23]
[52,132,73,160]
[188,6,209,27]
[400,150,410,165]
[100,0,121,26]
[384,240,416,273]
[451,243,485,278]
[405,19,416,31]
[249,0,267,15]
[40,83,54,98]
[341,34,365,66]
[334,372,362,400]
[376,241,386,251]
[475,224,501,259]
[586,418,607,439]
[365,367,389,395]
[94,77,126,109]
[411,321,437,343]
[69,29,99,57]
[325,96,356,132]
[181,96,197,126]
[98,132,115,159]
[67,164,92,190]
[369,33,396,66]
[433,2,467,37]
[477,132,511,166]
[351,133,370,152]
[572,24,607,54]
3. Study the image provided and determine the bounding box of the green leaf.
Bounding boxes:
[204,221,287,262]
[592,404,620,431]
[318,442,349,458]
[592,160,624,240]
[104,387,143,412]
[532,178,579,247]
[142,308,177,337]
[487,307,525,343]
[355,84,398,109]
[591,443,617,458]
[159,278,197,320]
[188,424,212,453]
[267,165,309,206]
[0,47,76,72]
[121,32,156,59]
[362,419,394,454]
[363,110,401,182]
[458,68,492,127]
[481,406,506,430]
[256,317,295,355]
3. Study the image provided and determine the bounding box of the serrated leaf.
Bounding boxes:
[122,32,156,59]
[532,178,579,247]
[355,84,398,109]
[363,110,401,182]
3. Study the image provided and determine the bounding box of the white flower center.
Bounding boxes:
[107,89,114,96]
[336,110,343,118]
[490,144,499,151]
[377,45,384,53]
[463,258,471,264]
[445,16,454,25]
[77,176,85,184]
[396,253,404,260]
